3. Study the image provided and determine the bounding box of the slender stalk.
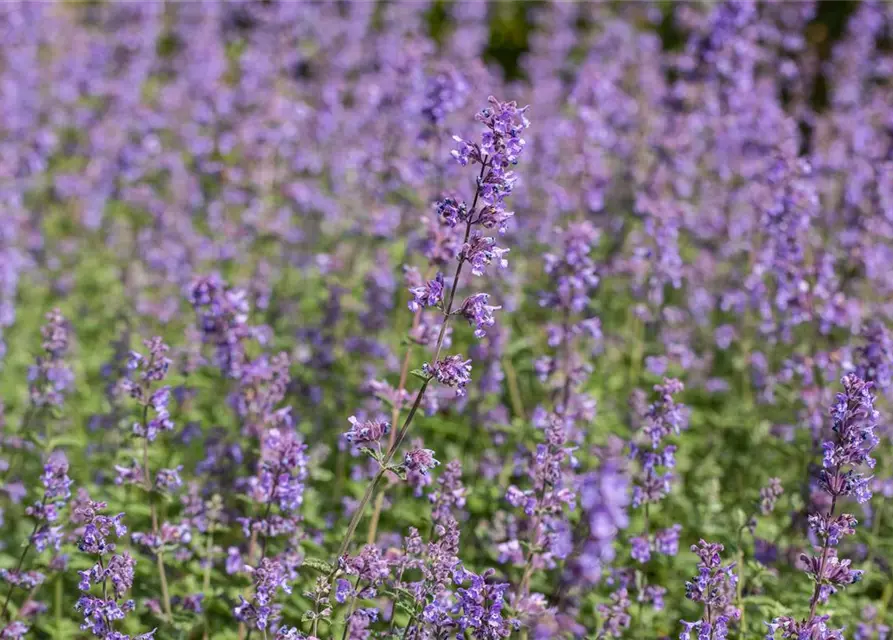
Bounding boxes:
[339,575,363,640]
[141,407,173,622]
[807,493,839,621]
[202,526,215,640]
[367,306,425,545]
[402,612,419,639]
[0,515,42,620]
[519,310,574,640]
[55,575,63,639]
[334,161,487,562]
[322,163,491,637]
[735,522,750,638]
[503,355,526,420]
[239,477,280,640]
[336,385,428,562]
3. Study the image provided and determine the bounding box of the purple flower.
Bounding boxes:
[226,547,243,575]
[575,455,630,585]
[155,466,184,492]
[74,506,151,639]
[460,232,509,277]
[819,375,880,503]
[234,559,292,631]
[408,272,445,312]
[682,541,739,640]
[630,536,651,563]
[655,525,682,557]
[28,309,73,408]
[436,198,469,228]
[759,478,783,516]
[423,355,473,396]
[452,566,515,638]
[335,578,352,604]
[41,451,72,505]
[403,447,440,475]
[344,416,391,444]
[423,64,467,126]
[597,589,632,637]
[457,293,501,338]
[188,274,253,379]
[0,622,29,639]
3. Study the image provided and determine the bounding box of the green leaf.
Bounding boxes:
[302,557,334,574]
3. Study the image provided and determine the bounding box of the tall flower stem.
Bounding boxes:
[334,161,487,560]
[0,514,42,620]
[806,493,838,621]
[339,575,363,640]
[202,525,215,640]
[366,304,426,545]
[519,309,573,640]
[735,522,748,637]
[140,405,173,622]
[54,575,63,639]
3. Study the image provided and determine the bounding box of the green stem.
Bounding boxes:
[55,575,63,638]
[736,524,748,637]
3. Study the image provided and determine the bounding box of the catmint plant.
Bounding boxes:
[117,337,175,621]
[765,375,879,639]
[679,540,739,640]
[0,451,71,627]
[316,95,530,634]
[73,499,156,639]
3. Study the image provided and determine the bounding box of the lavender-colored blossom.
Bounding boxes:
[457,293,501,338]
[409,272,445,312]
[188,274,253,379]
[575,456,630,584]
[403,447,440,475]
[423,355,472,396]
[28,309,74,408]
[460,232,510,277]
[681,540,739,640]
[759,478,784,516]
[344,416,391,444]
[819,375,880,503]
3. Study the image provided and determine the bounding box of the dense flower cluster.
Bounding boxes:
[767,375,880,639]
[28,309,73,408]
[1,2,892,638]
[74,502,155,639]
[680,541,739,640]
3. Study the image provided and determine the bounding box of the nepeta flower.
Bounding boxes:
[436,198,469,228]
[344,415,391,444]
[573,452,629,585]
[819,375,879,503]
[452,566,516,638]
[234,559,292,631]
[74,507,152,639]
[403,447,440,474]
[422,64,467,126]
[0,622,29,639]
[597,588,632,638]
[409,272,445,312]
[457,293,501,338]
[460,232,509,277]
[423,355,472,396]
[246,426,308,515]
[429,459,467,524]
[188,274,253,379]
[155,466,184,492]
[28,309,74,408]
[680,540,739,640]
[759,478,784,516]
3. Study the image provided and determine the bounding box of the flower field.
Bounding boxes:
[1,2,892,639]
